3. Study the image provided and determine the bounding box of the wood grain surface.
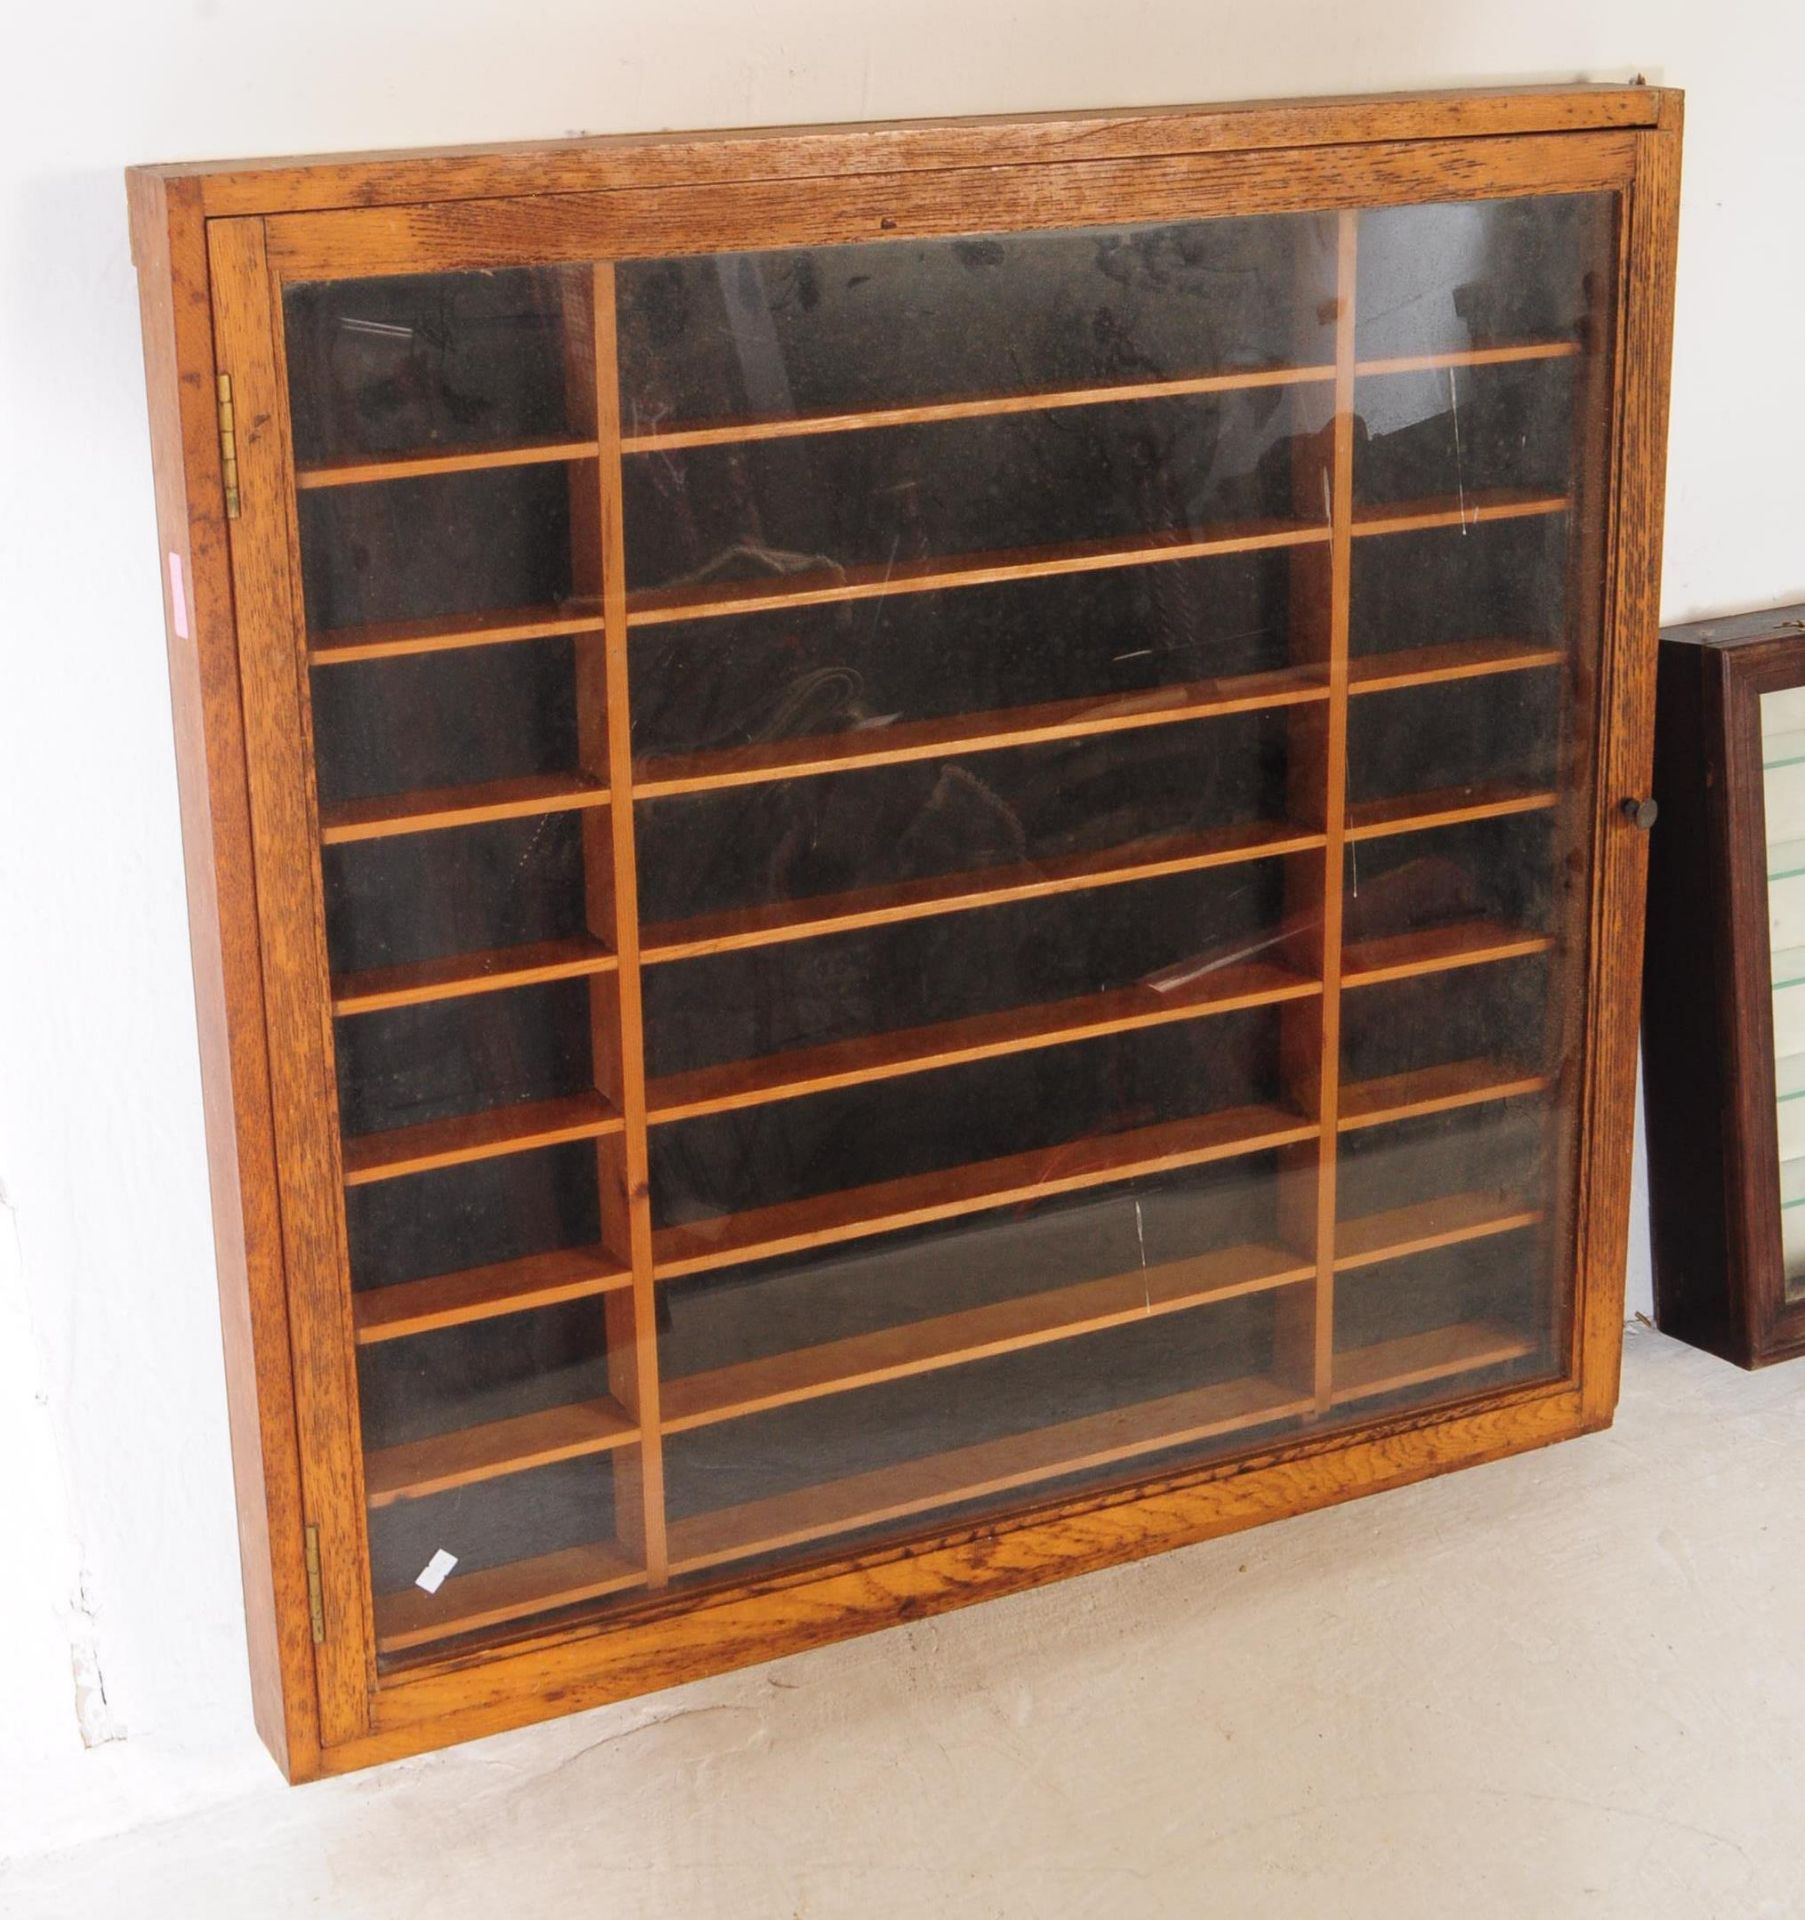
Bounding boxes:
[128,87,1681,1779]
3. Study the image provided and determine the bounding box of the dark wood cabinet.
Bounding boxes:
[128,84,1681,1777]
[1646,605,1805,1368]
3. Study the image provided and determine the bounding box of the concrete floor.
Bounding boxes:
[5,1324,1804,1919]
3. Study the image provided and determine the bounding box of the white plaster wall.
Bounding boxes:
[0,0,1796,1859]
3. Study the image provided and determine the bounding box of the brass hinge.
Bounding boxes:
[216,371,241,520]
[304,1524,325,1645]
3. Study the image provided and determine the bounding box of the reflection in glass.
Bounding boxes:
[284,268,582,465]
[617,217,1338,428]
[630,548,1299,763]
[658,1160,1314,1575]
[636,707,1296,930]
[622,385,1332,596]
[1354,195,1611,362]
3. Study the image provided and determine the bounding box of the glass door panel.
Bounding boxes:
[272,189,1617,1659]
[1761,687,1805,1296]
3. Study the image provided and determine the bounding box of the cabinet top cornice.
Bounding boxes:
[128,84,1679,220]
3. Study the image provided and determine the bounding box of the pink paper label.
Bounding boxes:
[167,551,190,640]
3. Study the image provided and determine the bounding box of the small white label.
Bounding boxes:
[415,1549,458,1594]
[167,552,190,640]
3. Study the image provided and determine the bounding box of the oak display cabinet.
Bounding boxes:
[128,86,1681,1778]
[1646,606,1805,1368]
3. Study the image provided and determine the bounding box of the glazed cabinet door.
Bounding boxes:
[204,153,1630,1731]
[1759,689,1805,1295]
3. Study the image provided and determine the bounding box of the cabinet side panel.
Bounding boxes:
[1573,121,1682,1424]
[1643,643,1743,1360]
[126,170,320,1779]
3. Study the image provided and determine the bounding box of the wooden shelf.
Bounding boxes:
[309,602,605,667]
[332,935,618,1016]
[661,1240,1312,1432]
[1344,782,1558,843]
[640,819,1325,964]
[295,436,600,490]
[613,343,1579,457]
[652,1102,1317,1278]
[625,517,1330,628]
[342,1090,624,1187]
[1330,1320,1538,1406]
[1337,1059,1549,1133]
[318,772,609,845]
[666,1370,1314,1576]
[375,1542,644,1656]
[1354,340,1581,378]
[1342,918,1554,988]
[1350,489,1568,540]
[1334,1191,1543,1271]
[647,959,1320,1123]
[1347,636,1563,694]
[633,664,1330,798]
[620,363,1336,453]
[365,1395,637,1508]
[353,1244,632,1345]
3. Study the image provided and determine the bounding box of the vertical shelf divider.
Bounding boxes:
[1306,212,1360,1408]
[1272,214,1358,1412]
[1274,221,1333,1404]
[581,261,669,1583]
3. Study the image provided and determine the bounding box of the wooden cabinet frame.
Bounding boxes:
[127,85,1681,1779]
